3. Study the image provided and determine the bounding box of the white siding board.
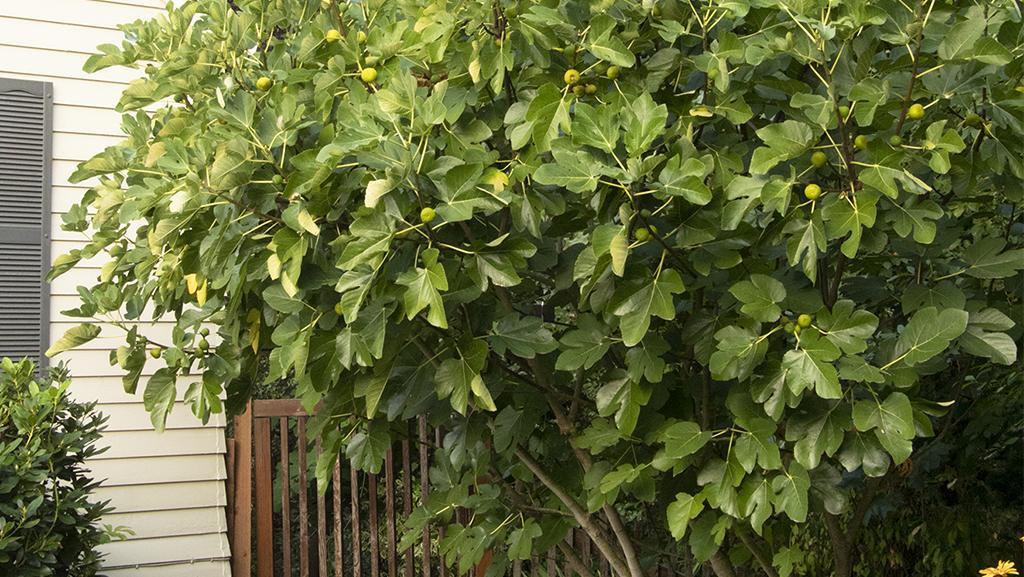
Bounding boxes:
[0,72,127,107]
[102,507,227,540]
[0,19,128,56]
[94,428,225,460]
[53,104,125,137]
[97,533,230,568]
[99,402,225,431]
[53,132,126,161]
[104,561,231,577]
[94,481,227,513]
[0,0,159,30]
[0,44,139,84]
[52,185,94,213]
[68,375,199,403]
[86,454,226,486]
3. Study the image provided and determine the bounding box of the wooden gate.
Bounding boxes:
[225,400,615,577]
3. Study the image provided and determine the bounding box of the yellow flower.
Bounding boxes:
[980,561,1019,576]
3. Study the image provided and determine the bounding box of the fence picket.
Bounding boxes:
[298,417,309,577]
[280,418,292,577]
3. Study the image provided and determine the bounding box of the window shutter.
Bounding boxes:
[0,78,52,367]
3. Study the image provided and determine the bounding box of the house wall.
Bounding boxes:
[0,2,231,575]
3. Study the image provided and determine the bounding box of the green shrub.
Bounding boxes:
[0,358,111,576]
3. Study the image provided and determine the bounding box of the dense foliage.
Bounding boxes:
[0,359,110,576]
[53,0,1022,574]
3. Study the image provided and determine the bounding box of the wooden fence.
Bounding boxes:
[226,399,614,577]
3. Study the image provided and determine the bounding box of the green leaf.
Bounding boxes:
[556,315,611,371]
[614,268,685,346]
[938,18,985,60]
[782,332,842,399]
[142,368,177,431]
[586,16,635,67]
[396,248,449,329]
[838,432,890,477]
[575,418,622,454]
[208,139,253,190]
[738,475,773,534]
[734,418,782,472]
[772,462,810,522]
[346,421,390,473]
[432,163,489,222]
[729,274,786,322]
[572,102,619,153]
[435,340,490,414]
[658,421,712,461]
[533,145,606,193]
[750,121,814,174]
[816,300,878,354]
[889,198,943,244]
[710,325,768,382]
[959,328,1017,365]
[507,520,543,560]
[489,314,557,359]
[891,307,968,367]
[524,84,570,152]
[773,547,804,577]
[786,402,850,469]
[623,92,668,156]
[853,392,915,464]
[658,155,713,205]
[961,238,1024,279]
[822,190,879,258]
[786,215,827,281]
[46,323,102,357]
[355,366,392,418]
[667,493,705,540]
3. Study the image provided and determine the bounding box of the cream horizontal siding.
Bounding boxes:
[2,3,232,574]
[94,480,227,513]
[104,562,231,577]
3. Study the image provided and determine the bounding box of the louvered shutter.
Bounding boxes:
[0,78,52,367]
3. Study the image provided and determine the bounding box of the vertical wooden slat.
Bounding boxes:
[298,417,310,577]
[435,427,446,577]
[402,436,413,577]
[530,556,539,577]
[513,560,522,577]
[565,530,575,577]
[419,417,431,577]
[350,467,362,577]
[545,549,555,577]
[333,460,343,577]
[369,472,380,577]
[385,449,398,577]
[254,418,274,577]
[599,553,609,577]
[317,439,328,577]
[280,418,292,577]
[579,530,591,573]
[232,402,253,577]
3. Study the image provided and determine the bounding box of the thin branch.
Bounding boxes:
[736,527,779,577]
[514,448,630,577]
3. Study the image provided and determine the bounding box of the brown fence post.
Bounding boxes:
[232,401,253,577]
[254,416,273,577]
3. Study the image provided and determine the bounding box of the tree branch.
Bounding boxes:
[735,527,779,577]
[514,448,630,577]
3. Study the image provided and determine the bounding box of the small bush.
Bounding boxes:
[0,358,110,576]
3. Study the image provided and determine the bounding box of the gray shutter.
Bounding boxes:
[0,78,52,367]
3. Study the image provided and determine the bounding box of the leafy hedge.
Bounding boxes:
[0,359,110,576]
